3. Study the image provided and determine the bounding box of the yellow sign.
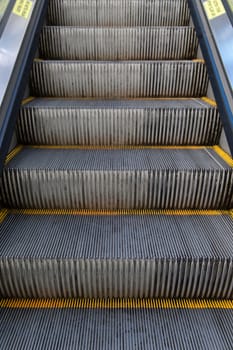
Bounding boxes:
[203,0,226,20]
[227,0,233,11]
[0,0,10,16]
[13,0,32,19]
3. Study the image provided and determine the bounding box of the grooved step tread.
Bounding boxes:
[31,61,208,98]
[4,147,229,170]
[1,212,233,258]
[22,98,215,109]
[1,212,233,299]
[2,147,232,210]
[40,26,198,60]
[18,98,221,146]
[48,0,190,27]
[1,305,232,349]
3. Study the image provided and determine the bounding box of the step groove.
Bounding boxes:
[1,307,232,349]
[48,0,190,27]
[1,212,233,298]
[18,98,221,146]
[31,61,208,98]
[1,148,232,210]
[40,27,198,60]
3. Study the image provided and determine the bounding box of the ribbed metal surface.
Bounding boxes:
[18,98,221,145]
[31,61,208,98]
[40,27,198,60]
[1,148,232,209]
[1,308,232,349]
[4,147,230,171]
[48,0,190,27]
[1,256,233,298]
[2,213,233,258]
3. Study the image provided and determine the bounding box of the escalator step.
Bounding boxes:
[40,27,198,60]
[2,147,232,210]
[0,302,233,349]
[48,0,190,27]
[1,301,232,350]
[31,61,208,98]
[18,98,221,146]
[1,211,233,298]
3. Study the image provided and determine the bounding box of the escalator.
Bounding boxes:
[0,0,233,348]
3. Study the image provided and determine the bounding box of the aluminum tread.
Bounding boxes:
[1,213,233,258]
[1,148,233,210]
[40,26,198,60]
[22,98,214,109]
[1,213,233,298]
[18,98,221,146]
[4,148,230,170]
[1,307,233,349]
[31,61,208,98]
[48,0,190,27]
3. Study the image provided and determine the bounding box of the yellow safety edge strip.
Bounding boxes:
[9,209,228,216]
[0,209,8,223]
[192,58,205,63]
[19,97,206,102]
[5,145,233,168]
[36,58,205,64]
[0,209,230,224]
[213,146,233,167]
[0,298,232,309]
[22,96,35,105]
[30,145,210,150]
[201,97,217,107]
[5,145,23,164]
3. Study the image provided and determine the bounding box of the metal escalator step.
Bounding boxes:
[1,304,232,350]
[1,211,233,298]
[31,61,208,98]
[1,147,232,209]
[48,0,190,27]
[40,27,198,60]
[18,98,221,146]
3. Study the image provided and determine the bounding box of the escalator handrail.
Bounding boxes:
[188,0,233,155]
[0,0,48,172]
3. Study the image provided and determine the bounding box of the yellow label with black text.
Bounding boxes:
[13,0,32,19]
[203,0,225,20]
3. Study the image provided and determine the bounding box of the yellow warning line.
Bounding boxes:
[201,97,217,107]
[0,298,232,309]
[0,209,8,223]
[10,209,227,216]
[26,97,203,102]
[22,96,35,105]
[30,145,209,150]
[192,58,205,63]
[5,145,23,164]
[213,145,233,167]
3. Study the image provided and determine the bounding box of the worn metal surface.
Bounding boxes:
[48,0,190,27]
[18,98,221,146]
[1,212,233,298]
[1,148,232,209]
[40,26,198,60]
[1,307,232,349]
[31,61,208,98]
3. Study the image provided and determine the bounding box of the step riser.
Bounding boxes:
[48,0,190,27]
[31,62,208,98]
[18,107,221,146]
[40,27,198,60]
[2,170,232,209]
[1,258,232,298]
